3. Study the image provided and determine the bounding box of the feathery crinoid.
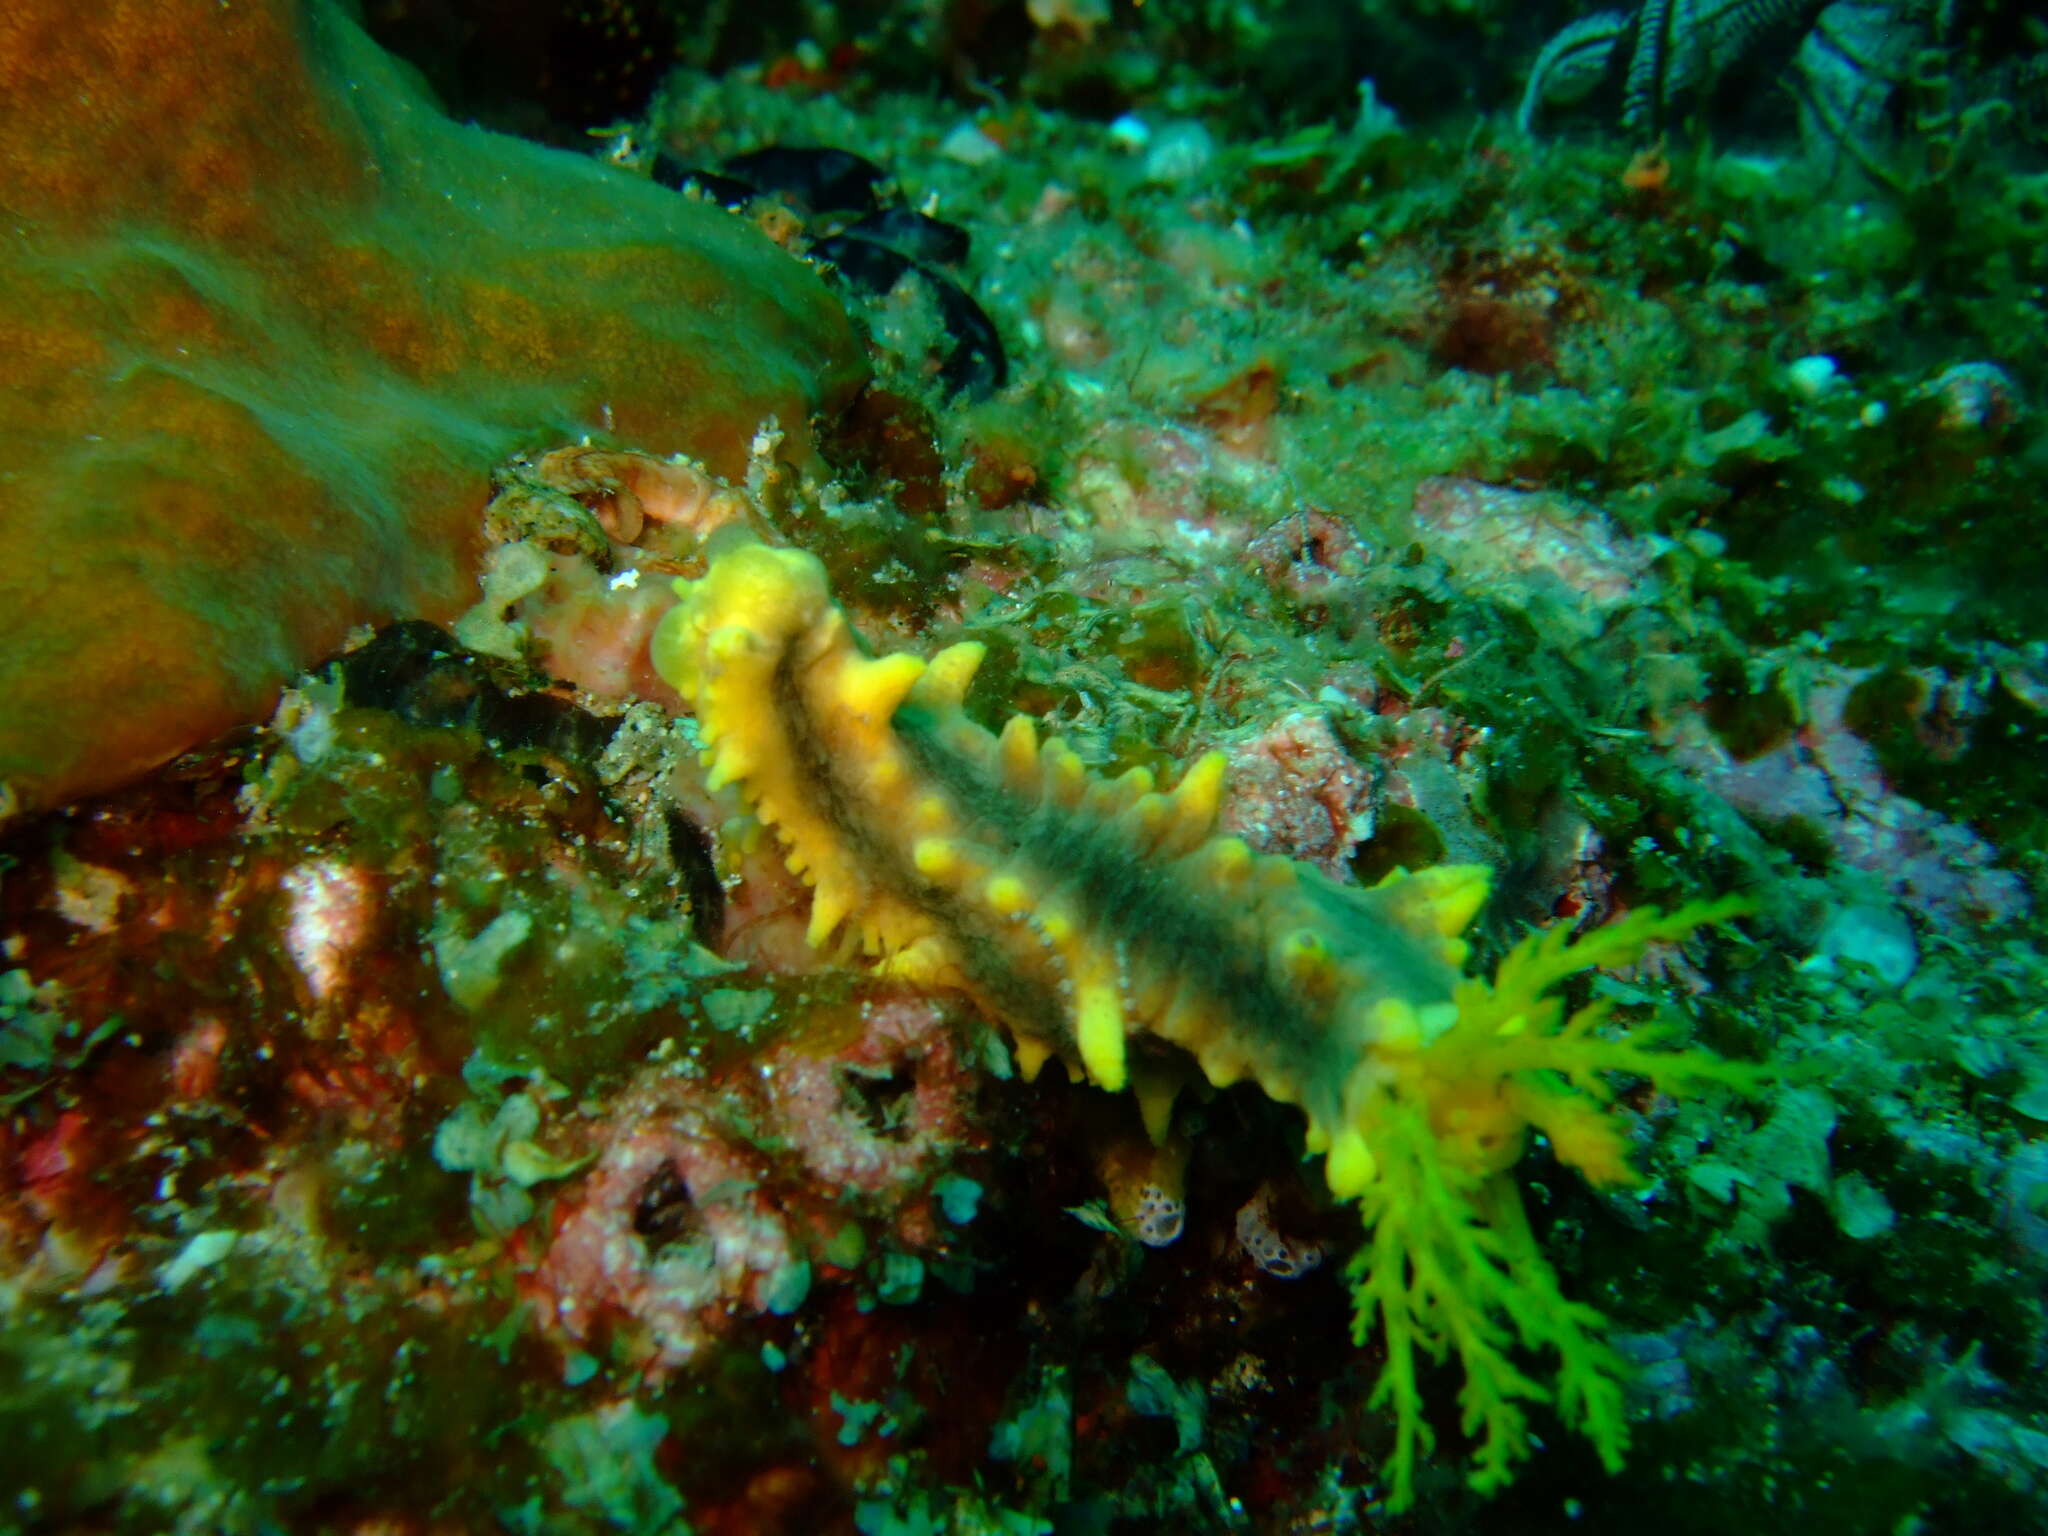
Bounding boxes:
[1340,895,1764,1507]
[1523,0,1827,138]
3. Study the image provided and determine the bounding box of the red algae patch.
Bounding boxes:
[0,0,861,819]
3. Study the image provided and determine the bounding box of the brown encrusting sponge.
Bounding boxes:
[0,0,860,821]
[651,536,1761,1508]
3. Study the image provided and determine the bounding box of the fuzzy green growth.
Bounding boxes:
[1342,896,1764,1509]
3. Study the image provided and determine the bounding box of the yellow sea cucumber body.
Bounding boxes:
[651,539,1492,1173]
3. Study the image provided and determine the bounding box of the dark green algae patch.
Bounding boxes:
[0,618,1011,1534]
[0,1267,533,1525]
[0,646,781,1530]
[250,686,713,1092]
[0,1236,837,1534]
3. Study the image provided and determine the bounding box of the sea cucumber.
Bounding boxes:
[650,536,1490,1183]
[650,535,1757,1507]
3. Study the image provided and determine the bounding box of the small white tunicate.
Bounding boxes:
[1106,113,1150,153]
[1810,902,1917,986]
[161,1230,238,1291]
[937,122,1003,166]
[1786,354,1842,400]
[1142,121,1215,185]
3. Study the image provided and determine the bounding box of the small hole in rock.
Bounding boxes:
[632,1163,698,1251]
[842,1064,917,1138]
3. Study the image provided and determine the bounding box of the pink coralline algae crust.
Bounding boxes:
[1209,689,1520,903]
[1216,710,1375,877]
[1664,668,2027,926]
[522,557,688,706]
[1246,508,1372,613]
[761,997,979,1204]
[535,1097,800,1371]
[533,991,979,1376]
[1412,475,1659,623]
[1066,414,1296,544]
